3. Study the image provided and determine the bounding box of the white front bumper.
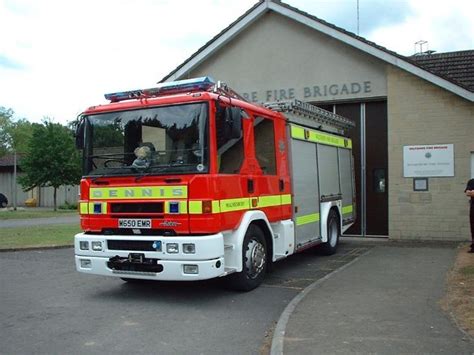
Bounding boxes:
[74,233,226,281]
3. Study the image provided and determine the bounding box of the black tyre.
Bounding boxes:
[0,193,8,208]
[227,225,267,291]
[320,209,340,255]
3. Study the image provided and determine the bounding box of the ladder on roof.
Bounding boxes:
[264,100,355,131]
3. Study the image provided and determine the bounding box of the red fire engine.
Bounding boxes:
[74,77,355,291]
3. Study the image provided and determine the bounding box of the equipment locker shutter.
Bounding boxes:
[317,144,340,198]
[290,139,320,247]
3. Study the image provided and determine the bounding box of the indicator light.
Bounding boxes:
[202,200,212,214]
[169,202,180,214]
[93,203,102,214]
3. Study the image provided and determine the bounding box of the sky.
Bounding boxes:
[1,0,473,124]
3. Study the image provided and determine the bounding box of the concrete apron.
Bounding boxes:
[271,245,473,354]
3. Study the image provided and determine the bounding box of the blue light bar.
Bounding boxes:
[104,77,216,102]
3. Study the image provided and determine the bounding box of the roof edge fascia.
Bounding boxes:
[268,1,474,102]
[164,1,269,82]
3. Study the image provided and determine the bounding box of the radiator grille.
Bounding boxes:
[107,240,156,251]
[110,202,164,214]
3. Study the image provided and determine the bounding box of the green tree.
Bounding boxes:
[0,107,14,157]
[0,107,35,156]
[19,121,81,210]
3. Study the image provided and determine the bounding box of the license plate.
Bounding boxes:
[118,219,152,229]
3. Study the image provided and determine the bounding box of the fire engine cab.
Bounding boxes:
[74,77,355,291]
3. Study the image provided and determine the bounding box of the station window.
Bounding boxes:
[471,152,474,178]
[254,117,276,175]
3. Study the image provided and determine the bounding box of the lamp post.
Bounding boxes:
[13,150,17,211]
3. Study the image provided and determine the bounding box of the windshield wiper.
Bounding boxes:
[91,175,107,183]
[134,164,201,182]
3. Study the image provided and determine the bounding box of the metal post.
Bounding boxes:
[13,151,17,210]
[357,0,360,35]
[360,103,366,236]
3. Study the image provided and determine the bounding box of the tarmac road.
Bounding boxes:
[0,215,79,228]
[0,241,370,354]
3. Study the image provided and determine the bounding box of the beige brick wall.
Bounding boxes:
[387,66,474,241]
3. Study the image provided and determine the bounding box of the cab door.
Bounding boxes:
[251,115,282,221]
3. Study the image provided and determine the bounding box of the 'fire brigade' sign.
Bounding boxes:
[403,144,454,177]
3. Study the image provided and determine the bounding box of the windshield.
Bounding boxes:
[83,102,208,176]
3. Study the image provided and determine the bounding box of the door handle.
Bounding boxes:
[247,179,254,193]
[279,179,285,191]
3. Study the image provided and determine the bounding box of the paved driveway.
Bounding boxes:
[0,241,370,354]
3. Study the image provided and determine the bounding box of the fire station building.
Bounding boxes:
[161,0,474,241]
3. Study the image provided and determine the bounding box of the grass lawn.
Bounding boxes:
[0,224,81,249]
[442,244,474,337]
[0,209,77,220]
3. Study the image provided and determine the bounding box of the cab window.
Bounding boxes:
[254,117,276,175]
[216,107,244,174]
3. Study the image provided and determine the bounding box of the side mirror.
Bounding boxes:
[225,107,242,139]
[74,118,85,150]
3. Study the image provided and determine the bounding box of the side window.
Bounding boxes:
[216,107,244,174]
[254,117,276,175]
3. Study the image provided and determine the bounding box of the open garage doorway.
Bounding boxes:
[316,101,388,237]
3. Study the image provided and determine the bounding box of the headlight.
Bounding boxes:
[91,241,103,251]
[166,243,179,254]
[79,241,89,250]
[183,243,195,254]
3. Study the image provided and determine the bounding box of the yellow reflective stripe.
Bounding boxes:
[342,205,353,215]
[296,212,320,226]
[212,200,221,213]
[281,194,292,205]
[256,195,281,208]
[290,124,352,149]
[220,198,250,212]
[194,194,291,214]
[189,201,202,214]
[89,186,187,200]
[79,202,88,214]
[84,193,292,215]
[291,125,305,139]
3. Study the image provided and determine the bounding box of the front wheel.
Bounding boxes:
[227,225,267,291]
[320,209,340,255]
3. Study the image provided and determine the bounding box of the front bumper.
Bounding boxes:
[74,233,225,281]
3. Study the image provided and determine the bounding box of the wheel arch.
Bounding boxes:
[223,211,274,273]
[320,201,342,243]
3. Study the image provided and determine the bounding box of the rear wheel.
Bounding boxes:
[320,209,340,255]
[227,225,267,291]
